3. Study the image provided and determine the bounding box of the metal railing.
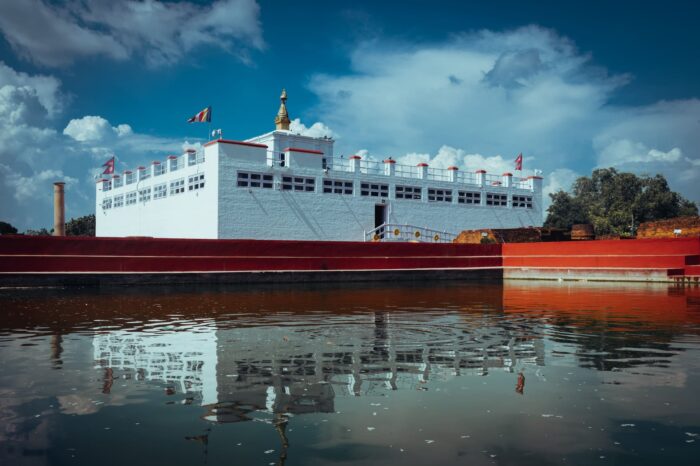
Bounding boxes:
[364,223,457,243]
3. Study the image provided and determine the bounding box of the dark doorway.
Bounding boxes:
[374,204,387,239]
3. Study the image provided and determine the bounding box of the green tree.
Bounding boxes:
[66,214,95,236]
[0,221,18,235]
[25,228,51,236]
[545,168,698,236]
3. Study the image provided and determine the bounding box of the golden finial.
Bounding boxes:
[275,88,291,130]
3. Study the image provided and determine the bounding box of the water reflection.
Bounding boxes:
[1,282,699,465]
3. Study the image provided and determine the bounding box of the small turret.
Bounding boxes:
[274,88,291,131]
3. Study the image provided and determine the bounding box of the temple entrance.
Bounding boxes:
[374,204,387,239]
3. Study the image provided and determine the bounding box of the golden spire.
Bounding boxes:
[274,88,291,131]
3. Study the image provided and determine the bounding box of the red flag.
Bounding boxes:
[102,157,115,175]
[514,153,523,171]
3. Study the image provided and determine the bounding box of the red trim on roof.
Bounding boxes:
[448,166,459,170]
[475,169,487,174]
[96,178,108,183]
[137,166,145,170]
[204,139,268,149]
[527,176,543,180]
[383,159,396,164]
[283,147,324,155]
[491,181,502,186]
[167,155,178,160]
[123,170,132,174]
[186,148,197,153]
[417,163,429,167]
[349,155,362,160]
[502,172,512,176]
[152,161,161,165]
[112,175,120,178]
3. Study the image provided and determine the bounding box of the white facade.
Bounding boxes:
[96,130,543,241]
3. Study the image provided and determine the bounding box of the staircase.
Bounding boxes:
[668,254,700,284]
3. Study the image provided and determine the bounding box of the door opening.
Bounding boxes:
[374,204,387,239]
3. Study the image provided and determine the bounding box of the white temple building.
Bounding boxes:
[95,90,543,241]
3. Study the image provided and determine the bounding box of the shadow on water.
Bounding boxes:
[1,281,699,465]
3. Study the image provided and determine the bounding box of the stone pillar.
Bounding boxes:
[384,158,396,176]
[417,163,429,179]
[502,172,513,188]
[53,182,65,237]
[448,166,459,182]
[350,155,362,173]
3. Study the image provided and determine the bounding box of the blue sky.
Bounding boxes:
[0,0,698,231]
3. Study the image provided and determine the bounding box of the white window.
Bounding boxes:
[323,179,353,195]
[126,191,137,205]
[139,168,150,181]
[113,195,124,208]
[486,193,507,206]
[238,171,273,188]
[170,178,185,195]
[360,182,388,198]
[428,188,452,202]
[188,173,205,191]
[188,152,197,166]
[139,187,151,203]
[102,180,111,191]
[125,172,135,185]
[102,197,112,210]
[396,185,421,200]
[512,195,533,208]
[282,176,315,192]
[153,163,165,176]
[153,183,167,199]
[113,177,123,188]
[458,191,481,205]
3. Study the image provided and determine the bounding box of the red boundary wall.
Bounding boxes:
[0,236,698,282]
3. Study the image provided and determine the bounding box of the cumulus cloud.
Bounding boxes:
[0,0,263,67]
[306,26,698,206]
[289,118,336,139]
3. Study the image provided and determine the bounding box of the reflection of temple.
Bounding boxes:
[92,310,545,422]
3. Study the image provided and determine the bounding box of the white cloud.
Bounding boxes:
[0,0,263,67]
[598,139,682,166]
[289,118,336,139]
[305,26,699,205]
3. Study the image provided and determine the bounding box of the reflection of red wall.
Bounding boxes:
[503,282,700,324]
[0,235,501,272]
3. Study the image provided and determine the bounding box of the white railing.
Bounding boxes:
[364,223,457,243]
[360,159,383,175]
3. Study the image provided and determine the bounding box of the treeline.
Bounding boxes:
[0,214,95,237]
[545,168,698,236]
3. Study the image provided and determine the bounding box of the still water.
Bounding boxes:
[1,281,699,466]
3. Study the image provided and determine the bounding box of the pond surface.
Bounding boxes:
[1,281,699,466]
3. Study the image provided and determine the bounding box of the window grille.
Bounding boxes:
[282,176,315,192]
[125,173,135,185]
[188,173,205,191]
[360,182,388,198]
[428,188,453,202]
[113,195,124,208]
[102,197,112,210]
[238,171,273,188]
[458,191,481,205]
[512,195,533,208]
[486,193,508,206]
[139,187,151,203]
[323,179,353,195]
[395,185,421,200]
[170,178,185,195]
[153,164,165,176]
[125,191,137,206]
[113,177,123,188]
[102,180,111,191]
[153,183,167,200]
[188,152,197,166]
[139,168,150,181]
